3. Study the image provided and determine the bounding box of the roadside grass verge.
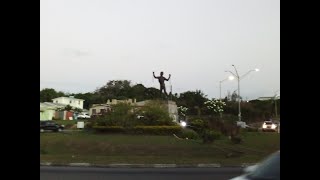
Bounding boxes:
[40,131,279,165]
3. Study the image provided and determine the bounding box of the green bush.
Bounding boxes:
[179,128,200,140]
[92,125,182,135]
[201,129,222,143]
[189,119,206,129]
[90,101,175,128]
[92,103,137,127]
[136,101,175,126]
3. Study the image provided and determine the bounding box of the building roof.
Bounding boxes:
[40,102,66,111]
[257,96,280,101]
[134,100,151,106]
[91,104,111,108]
[52,96,84,101]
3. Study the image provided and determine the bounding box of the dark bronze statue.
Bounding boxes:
[153,71,171,96]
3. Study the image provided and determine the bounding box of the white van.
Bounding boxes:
[77,112,91,119]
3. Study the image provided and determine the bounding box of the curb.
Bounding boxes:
[197,164,221,168]
[69,163,91,167]
[40,162,253,168]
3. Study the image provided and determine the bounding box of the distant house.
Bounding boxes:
[90,99,179,122]
[40,102,66,121]
[89,99,136,117]
[257,96,280,101]
[106,98,137,105]
[134,100,178,122]
[52,96,84,109]
[89,104,112,116]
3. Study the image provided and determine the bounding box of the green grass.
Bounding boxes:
[40,131,279,165]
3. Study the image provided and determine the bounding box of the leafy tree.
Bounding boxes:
[204,99,226,117]
[40,88,65,102]
[144,87,161,100]
[128,84,146,101]
[74,108,83,113]
[95,80,132,100]
[177,90,208,116]
[64,105,73,111]
[178,106,188,120]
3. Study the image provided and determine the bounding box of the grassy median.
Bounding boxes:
[40,131,279,166]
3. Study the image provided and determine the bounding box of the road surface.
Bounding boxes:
[40,166,243,180]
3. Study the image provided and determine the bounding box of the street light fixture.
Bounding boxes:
[180,121,187,127]
[219,75,234,100]
[274,90,280,118]
[225,65,259,122]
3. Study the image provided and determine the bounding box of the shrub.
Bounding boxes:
[201,129,222,143]
[92,103,137,127]
[89,101,175,128]
[92,125,182,135]
[189,119,206,129]
[179,128,200,140]
[136,100,174,126]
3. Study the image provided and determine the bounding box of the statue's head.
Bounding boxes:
[160,72,164,76]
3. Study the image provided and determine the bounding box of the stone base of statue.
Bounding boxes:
[134,99,179,123]
[165,100,179,123]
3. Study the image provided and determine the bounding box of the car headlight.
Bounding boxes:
[262,124,267,128]
[271,124,276,129]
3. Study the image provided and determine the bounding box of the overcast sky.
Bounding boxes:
[40,0,280,100]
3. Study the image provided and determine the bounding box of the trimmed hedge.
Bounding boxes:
[178,128,200,140]
[92,125,182,135]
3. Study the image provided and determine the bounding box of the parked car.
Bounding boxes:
[77,113,91,119]
[40,121,64,132]
[230,151,280,180]
[262,121,278,132]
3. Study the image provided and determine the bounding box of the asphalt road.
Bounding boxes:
[40,166,243,180]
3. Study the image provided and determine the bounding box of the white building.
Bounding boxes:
[40,102,66,120]
[257,96,280,101]
[89,104,112,116]
[52,96,85,109]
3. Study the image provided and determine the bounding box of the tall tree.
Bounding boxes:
[129,84,147,101]
[144,87,162,100]
[95,80,132,100]
[177,90,208,115]
[40,88,65,102]
[73,92,101,109]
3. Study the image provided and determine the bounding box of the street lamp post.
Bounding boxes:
[219,76,234,119]
[219,76,234,100]
[274,90,280,118]
[225,65,259,122]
